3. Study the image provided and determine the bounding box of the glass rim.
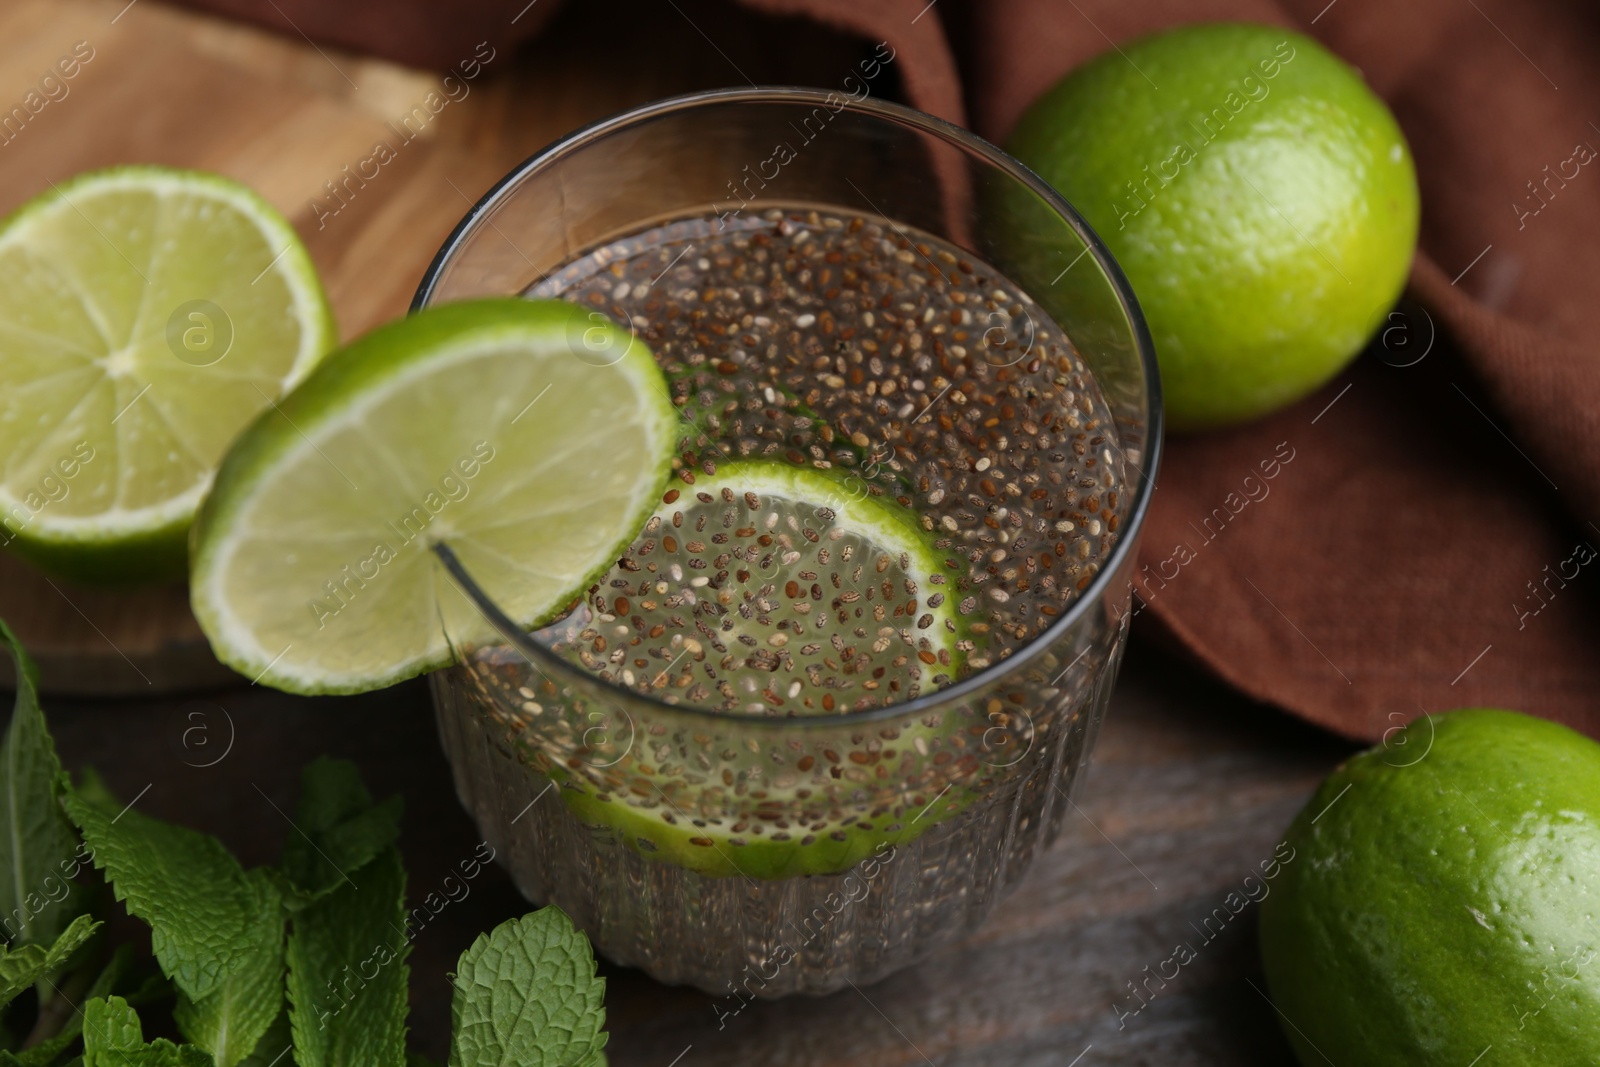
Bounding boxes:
[412,85,1164,730]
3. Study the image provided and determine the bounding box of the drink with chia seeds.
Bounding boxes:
[421,91,1159,996]
[529,207,1120,707]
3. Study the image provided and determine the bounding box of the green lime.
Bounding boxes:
[190,298,677,695]
[1006,22,1419,430]
[1260,709,1600,1065]
[539,458,970,877]
[0,165,335,582]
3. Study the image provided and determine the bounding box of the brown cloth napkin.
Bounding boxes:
[181,0,1600,743]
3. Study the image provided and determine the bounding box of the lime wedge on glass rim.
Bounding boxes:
[190,298,678,694]
[0,165,335,582]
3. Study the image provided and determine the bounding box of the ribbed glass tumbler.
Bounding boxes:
[417,87,1161,996]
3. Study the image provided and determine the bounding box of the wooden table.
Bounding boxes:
[4,0,1357,1061]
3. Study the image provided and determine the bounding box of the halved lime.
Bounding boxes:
[0,166,335,582]
[547,459,965,714]
[190,298,678,694]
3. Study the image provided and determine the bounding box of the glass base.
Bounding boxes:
[430,643,1124,997]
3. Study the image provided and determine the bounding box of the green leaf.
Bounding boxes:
[84,996,142,1055]
[81,997,211,1067]
[448,908,607,1067]
[60,789,283,1001]
[286,846,409,1067]
[173,923,284,1067]
[0,914,98,1008]
[280,758,402,906]
[0,620,84,947]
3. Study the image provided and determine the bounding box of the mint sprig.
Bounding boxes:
[0,619,611,1066]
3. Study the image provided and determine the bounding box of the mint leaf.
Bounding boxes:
[173,924,284,1067]
[448,908,607,1067]
[86,994,145,1053]
[0,913,97,1007]
[280,757,402,906]
[0,619,83,947]
[61,788,283,1001]
[82,996,211,1067]
[286,846,409,1067]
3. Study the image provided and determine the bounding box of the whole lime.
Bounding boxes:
[1259,709,1600,1065]
[1005,22,1419,430]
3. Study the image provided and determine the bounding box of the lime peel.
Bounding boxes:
[191,298,677,694]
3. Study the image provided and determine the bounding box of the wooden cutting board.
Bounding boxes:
[0,0,691,694]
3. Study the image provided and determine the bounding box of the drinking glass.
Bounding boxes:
[416,87,1160,996]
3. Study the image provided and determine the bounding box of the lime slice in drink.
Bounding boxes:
[551,459,965,713]
[540,459,971,877]
[0,166,335,582]
[190,298,677,694]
